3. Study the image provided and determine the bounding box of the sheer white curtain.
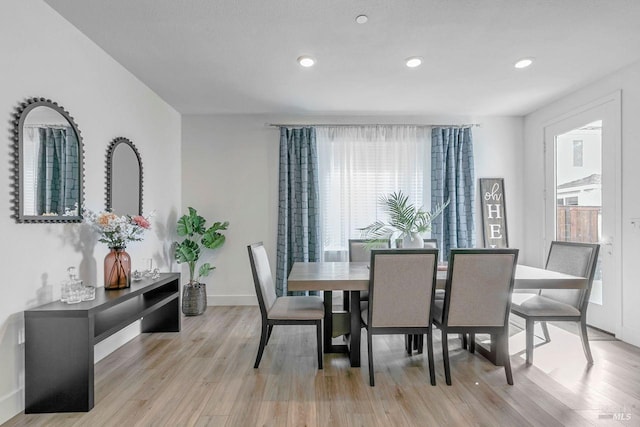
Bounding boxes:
[316,125,431,261]
[23,126,41,215]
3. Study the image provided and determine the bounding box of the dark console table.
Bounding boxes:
[24,273,180,413]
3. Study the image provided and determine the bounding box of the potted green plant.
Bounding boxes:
[175,207,229,316]
[359,191,449,248]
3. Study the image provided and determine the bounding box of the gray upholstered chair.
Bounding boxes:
[432,249,519,385]
[247,242,325,369]
[403,238,439,354]
[395,238,438,249]
[361,248,439,386]
[349,239,392,262]
[510,241,600,365]
[423,238,438,248]
[345,239,391,309]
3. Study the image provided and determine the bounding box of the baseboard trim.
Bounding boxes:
[207,295,257,306]
[0,388,23,425]
[621,325,640,348]
[94,321,141,363]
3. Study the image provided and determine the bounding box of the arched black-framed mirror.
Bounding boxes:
[105,137,143,216]
[12,97,85,223]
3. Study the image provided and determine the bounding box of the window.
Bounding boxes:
[316,126,430,260]
[565,196,579,206]
[573,140,583,167]
[23,126,40,215]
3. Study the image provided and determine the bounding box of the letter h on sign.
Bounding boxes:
[479,178,508,248]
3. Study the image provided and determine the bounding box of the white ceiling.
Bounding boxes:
[44,0,640,116]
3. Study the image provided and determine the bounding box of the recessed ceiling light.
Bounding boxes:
[514,58,534,69]
[405,56,423,68]
[297,56,316,67]
[355,15,368,24]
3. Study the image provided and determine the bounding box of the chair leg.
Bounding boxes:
[254,322,269,368]
[417,334,424,354]
[316,320,323,369]
[525,319,534,365]
[405,334,413,356]
[343,291,350,311]
[442,331,452,385]
[469,333,476,353]
[540,321,551,343]
[266,324,274,344]
[427,329,436,386]
[499,332,514,385]
[368,331,375,386]
[460,333,467,349]
[578,320,594,365]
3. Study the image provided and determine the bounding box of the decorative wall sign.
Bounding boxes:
[479,178,508,248]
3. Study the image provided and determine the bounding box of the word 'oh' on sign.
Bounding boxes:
[479,178,508,248]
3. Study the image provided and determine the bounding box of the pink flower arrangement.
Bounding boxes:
[132,215,151,229]
[85,209,153,248]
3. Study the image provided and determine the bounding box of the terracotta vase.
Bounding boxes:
[104,247,131,290]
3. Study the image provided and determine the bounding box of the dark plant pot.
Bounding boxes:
[182,282,207,316]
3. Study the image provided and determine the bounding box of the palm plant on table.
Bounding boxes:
[175,207,229,315]
[359,191,449,248]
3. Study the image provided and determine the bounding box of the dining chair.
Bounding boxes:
[403,238,439,354]
[510,241,600,365]
[394,238,438,249]
[432,248,519,385]
[361,248,439,386]
[345,239,391,310]
[247,242,325,369]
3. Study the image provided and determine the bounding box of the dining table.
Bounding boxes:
[287,261,589,367]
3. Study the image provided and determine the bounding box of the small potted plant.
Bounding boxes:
[359,191,449,248]
[175,207,229,316]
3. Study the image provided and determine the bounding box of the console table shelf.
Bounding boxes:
[24,273,180,413]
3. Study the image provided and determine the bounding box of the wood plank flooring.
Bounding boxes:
[5,306,639,426]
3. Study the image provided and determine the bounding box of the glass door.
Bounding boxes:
[554,121,603,305]
[544,92,621,335]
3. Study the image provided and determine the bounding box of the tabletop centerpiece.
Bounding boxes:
[85,209,152,289]
[359,191,449,248]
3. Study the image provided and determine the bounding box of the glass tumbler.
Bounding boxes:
[66,282,83,304]
[82,285,96,301]
[144,258,154,277]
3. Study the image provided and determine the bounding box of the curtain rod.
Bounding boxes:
[266,123,480,128]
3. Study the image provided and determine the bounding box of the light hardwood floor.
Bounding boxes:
[6,306,639,426]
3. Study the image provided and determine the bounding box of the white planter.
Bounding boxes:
[402,233,424,248]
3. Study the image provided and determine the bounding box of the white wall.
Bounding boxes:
[182,115,524,306]
[0,1,181,422]
[181,116,280,305]
[524,59,640,347]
